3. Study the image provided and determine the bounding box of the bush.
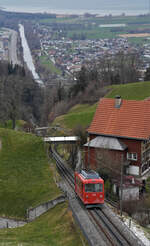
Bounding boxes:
[146,177,150,194]
[72,124,87,147]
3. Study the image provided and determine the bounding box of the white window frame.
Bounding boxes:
[127,152,137,161]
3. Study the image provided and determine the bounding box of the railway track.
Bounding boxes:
[89,209,133,246]
[50,146,144,246]
[51,147,74,189]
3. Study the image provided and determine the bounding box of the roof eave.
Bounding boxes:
[87,132,147,141]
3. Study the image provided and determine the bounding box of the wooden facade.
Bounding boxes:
[85,97,150,177]
[84,136,143,176]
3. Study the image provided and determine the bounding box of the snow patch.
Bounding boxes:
[123,217,150,246]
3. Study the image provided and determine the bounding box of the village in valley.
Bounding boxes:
[32,19,150,80]
[1,14,150,81]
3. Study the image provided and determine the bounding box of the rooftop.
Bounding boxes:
[84,136,127,151]
[80,170,100,179]
[88,97,150,140]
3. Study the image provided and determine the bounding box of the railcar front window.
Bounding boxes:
[85,183,103,192]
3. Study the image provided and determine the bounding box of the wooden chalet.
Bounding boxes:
[84,96,150,177]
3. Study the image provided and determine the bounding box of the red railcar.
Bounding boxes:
[75,169,104,208]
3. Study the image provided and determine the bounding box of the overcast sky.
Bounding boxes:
[0,0,149,10]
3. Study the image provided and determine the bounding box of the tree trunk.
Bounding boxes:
[12,117,16,129]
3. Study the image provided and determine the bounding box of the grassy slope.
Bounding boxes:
[0,129,87,245]
[0,203,85,246]
[53,81,150,129]
[0,120,25,129]
[53,103,98,130]
[0,128,61,219]
[106,81,150,100]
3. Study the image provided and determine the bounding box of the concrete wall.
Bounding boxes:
[0,217,26,229]
[27,195,66,221]
[0,195,66,229]
[113,184,139,200]
[120,187,139,200]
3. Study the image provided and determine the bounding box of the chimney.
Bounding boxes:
[115,95,122,108]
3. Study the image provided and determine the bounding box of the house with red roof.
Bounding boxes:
[84,96,150,177]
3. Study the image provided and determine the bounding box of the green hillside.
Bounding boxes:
[0,129,87,245]
[53,81,150,129]
[106,81,150,100]
[0,203,85,246]
[53,103,98,130]
[0,128,61,219]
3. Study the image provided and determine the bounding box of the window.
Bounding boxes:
[85,183,103,192]
[127,152,137,161]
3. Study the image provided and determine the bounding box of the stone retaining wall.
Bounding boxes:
[0,195,66,229]
[27,195,66,221]
[0,217,26,229]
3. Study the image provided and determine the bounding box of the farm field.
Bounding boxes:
[40,14,150,42]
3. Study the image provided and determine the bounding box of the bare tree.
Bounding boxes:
[0,62,44,128]
[96,51,141,85]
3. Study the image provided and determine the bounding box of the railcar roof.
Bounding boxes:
[80,170,100,180]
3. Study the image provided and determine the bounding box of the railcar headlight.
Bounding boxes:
[100,194,103,198]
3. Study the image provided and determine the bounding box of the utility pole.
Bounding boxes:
[120,154,124,217]
[87,133,90,170]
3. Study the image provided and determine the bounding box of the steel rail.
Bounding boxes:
[88,209,115,246]
[94,209,132,246]
[51,147,74,189]
[99,209,133,246]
